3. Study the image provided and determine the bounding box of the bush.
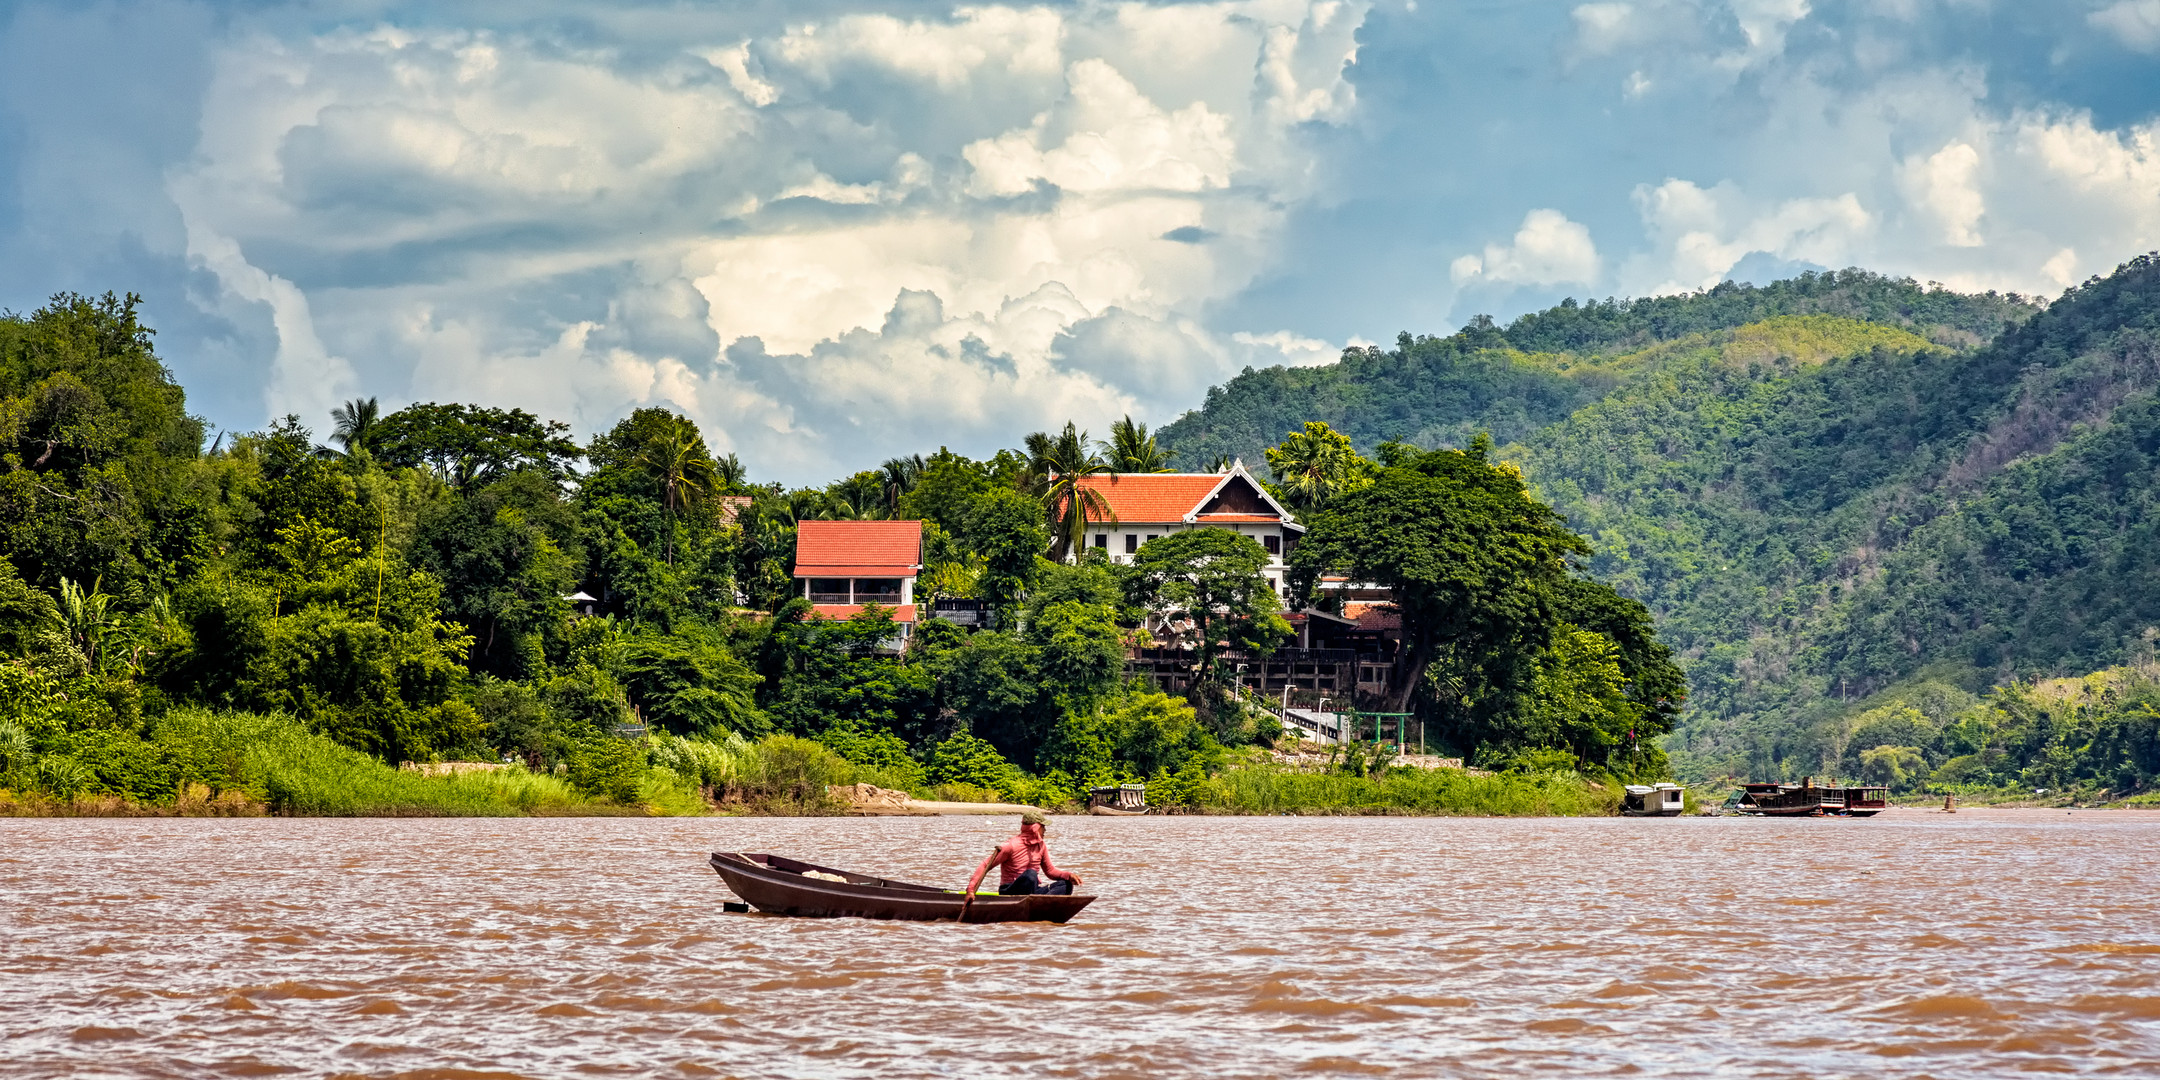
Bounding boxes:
[564,737,646,802]
[1165,761,1619,816]
[926,732,1018,791]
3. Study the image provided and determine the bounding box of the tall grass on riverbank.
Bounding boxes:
[0,709,595,817]
[1187,763,1621,816]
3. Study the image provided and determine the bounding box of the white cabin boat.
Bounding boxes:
[1622,782,1686,816]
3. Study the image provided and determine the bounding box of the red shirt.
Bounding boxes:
[986,833,1062,886]
[967,823,1068,892]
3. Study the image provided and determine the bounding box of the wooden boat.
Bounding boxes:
[1733,778,1887,817]
[1839,785,1889,816]
[1736,781,1830,816]
[709,852,1095,923]
[1087,783,1147,815]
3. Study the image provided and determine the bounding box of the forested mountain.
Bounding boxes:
[1166,258,2160,783]
[1158,271,2038,470]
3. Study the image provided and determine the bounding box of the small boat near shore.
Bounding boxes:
[709,852,1096,923]
[1622,782,1686,816]
[1087,783,1148,815]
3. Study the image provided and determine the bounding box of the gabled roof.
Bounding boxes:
[794,520,923,576]
[1071,463,1301,529]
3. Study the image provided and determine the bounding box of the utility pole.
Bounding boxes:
[376,501,387,622]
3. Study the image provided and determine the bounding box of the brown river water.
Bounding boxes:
[4,810,2159,1078]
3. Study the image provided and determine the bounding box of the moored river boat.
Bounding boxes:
[709,852,1096,923]
[1732,778,1890,817]
[1622,782,1686,816]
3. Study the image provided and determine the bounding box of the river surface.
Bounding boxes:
[4,810,2159,1078]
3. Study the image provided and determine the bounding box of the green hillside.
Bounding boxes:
[1166,258,2160,781]
[1158,271,2038,469]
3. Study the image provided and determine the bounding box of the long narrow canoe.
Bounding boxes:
[709,852,1095,923]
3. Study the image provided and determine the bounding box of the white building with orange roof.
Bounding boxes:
[793,519,923,633]
[1070,461,1303,595]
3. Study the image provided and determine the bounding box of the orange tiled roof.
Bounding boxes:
[1071,473,1232,523]
[795,520,922,575]
[1344,602,1401,631]
[810,603,918,623]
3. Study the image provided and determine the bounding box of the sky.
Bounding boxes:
[1,0,2156,483]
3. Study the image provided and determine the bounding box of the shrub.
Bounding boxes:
[565,737,646,802]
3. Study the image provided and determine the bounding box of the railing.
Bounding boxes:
[1127,647,1365,664]
[809,592,851,604]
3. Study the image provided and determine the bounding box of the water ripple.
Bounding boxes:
[3,811,2158,1077]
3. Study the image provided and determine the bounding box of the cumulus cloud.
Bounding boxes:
[148,1,1370,480]
[1626,179,1873,294]
[1450,209,1601,286]
[6,1,2160,480]
[1900,142,1985,248]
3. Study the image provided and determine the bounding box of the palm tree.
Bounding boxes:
[1025,422,1116,561]
[825,471,886,520]
[1101,415,1172,473]
[329,397,381,457]
[1264,421,1367,511]
[714,452,747,490]
[632,421,719,563]
[878,454,924,516]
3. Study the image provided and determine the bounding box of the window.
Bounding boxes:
[853,578,902,602]
[1093,534,1107,549]
[1123,534,1138,554]
[1146,533,1159,544]
[1262,534,1280,556]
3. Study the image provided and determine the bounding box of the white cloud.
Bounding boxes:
[1627,178,1873,293]
[183,223,356,422]
[961,59,1238,197]
[1231,330,1350,367]
[2091,1,2160,52]
[159,3,1372,481]
[1451,209,1601,286]
[1900,141,1985,246]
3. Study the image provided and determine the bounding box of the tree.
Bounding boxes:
[897,449,996,534]
[328,397,382,457]
[618,621,765,736]
[1102,415,1171,474]
[410,470,581,677]
[373,402,582,489]
[630,416,719,562]
[823,471,884,520]
[1025,422,1114,561]
[1508,627,1651,774]
[1290,436,1589,730]
[1265,421,1370,511]
[1123,527,1290,699]
[961,487,1049,619]
[878,455,924,516]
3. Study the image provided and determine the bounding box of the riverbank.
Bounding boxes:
[1,707,1630,819]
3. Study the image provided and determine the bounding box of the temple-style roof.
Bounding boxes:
[1070,464,1302,529]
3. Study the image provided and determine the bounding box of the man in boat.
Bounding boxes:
[961,810,1081,913]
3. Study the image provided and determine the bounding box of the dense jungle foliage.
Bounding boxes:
[1166,255,2160,797]
[0,293,1670,814]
